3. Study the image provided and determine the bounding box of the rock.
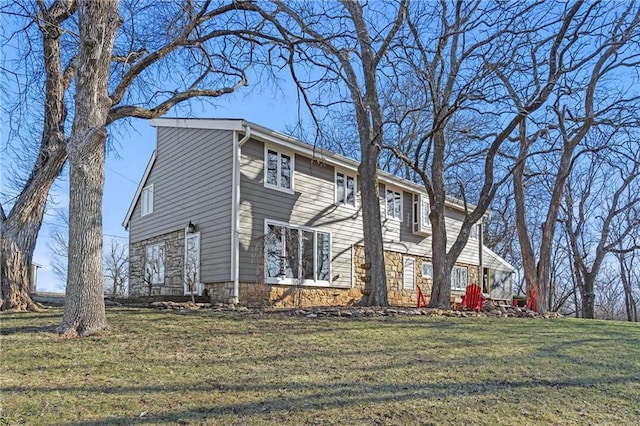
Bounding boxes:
[305,313,318,319]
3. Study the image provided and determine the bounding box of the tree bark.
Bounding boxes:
[56,0,120,337]
[619,255,638,322]
[0,1,72,311]
[339,1,397,306]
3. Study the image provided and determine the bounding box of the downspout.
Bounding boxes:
[231,124,251,304]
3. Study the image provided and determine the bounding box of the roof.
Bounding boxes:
[483,246,517,272]
[123,118,484,228]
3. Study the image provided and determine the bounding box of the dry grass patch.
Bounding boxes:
[1,307,639,425]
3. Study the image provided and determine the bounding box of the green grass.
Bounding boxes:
[1,308,639,425]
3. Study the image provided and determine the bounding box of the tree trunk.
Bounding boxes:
[1,137,67,313]
[428,208,452,309]
[580,274,596,319]
[0,2,72,311]
[359,154,387,306]
[56,0,120,337]
[619,255,638,322]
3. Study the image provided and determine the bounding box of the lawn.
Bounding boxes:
[1,307,639,425]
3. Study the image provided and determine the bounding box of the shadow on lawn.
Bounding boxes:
[0,324,59,335]
[20,372,639,426]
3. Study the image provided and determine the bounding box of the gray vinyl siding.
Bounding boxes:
[237,137,485,287]
[238,139,362,287]
[128,127,233,283]
[379,186,482,265]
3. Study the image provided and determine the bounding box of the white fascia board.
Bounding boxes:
[247,126,360,173]
[122,150,157,229]
[150,118,245,131]
[482,246,516,272]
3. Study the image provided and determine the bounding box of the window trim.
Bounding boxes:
[184,231,201,295]
[422,261,433,279]
[144,242,165,286]
[450,265,468,291]
[403,256,415,290]
[385,185,403,221]
[264,145,295,194]
[335,170,357,208]
[263,219,332,287]
[141,184,154,216]
[470,223,480,240]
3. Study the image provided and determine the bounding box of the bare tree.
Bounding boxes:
[513,3,640,313]
[104,239,128,297]
[380,1,592,308]
[617,248,639,322]
[1,0,272,317]
[47,209,69,290]
[560,138,640,319]
[255,0,408,306]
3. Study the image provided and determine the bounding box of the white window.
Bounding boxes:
[265,147,293,192]
[184,232,200,295]
[451,266,468,291]
[336,172,356,207]
[145,243,165,285]
[265,221,331,285]
[422,262,433,279]
[403,257,415,290]
[470,223,480,239]
[141,184,154,216]
[386,188,402,220]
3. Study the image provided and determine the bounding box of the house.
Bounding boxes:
[123,118,515,307]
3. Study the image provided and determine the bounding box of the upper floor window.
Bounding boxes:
[145,243,165,285]
[451,265,468,291]
[141,184,154,216]
[265,147,293,192]
[386,187,402,220]
[470,223,480,239]
[336,172,356,207]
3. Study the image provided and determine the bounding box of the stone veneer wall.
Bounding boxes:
[224,245,480,308]
[129,229,185,297]
[353,245,480,306]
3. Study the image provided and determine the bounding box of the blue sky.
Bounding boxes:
[28,83,303,292]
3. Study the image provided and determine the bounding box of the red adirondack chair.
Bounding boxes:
[461,283,485,312]
[416,284,428,308]
[526,289,538,312]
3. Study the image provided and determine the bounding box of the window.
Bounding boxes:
[145,243,165,285]
[403,257,415,290]
[265,221,331,285]
[413,194,431,235]
[470,223,480,239]
[265,148,293,192]
[336,172,356,207]
[386,188,402,220]
[184,233,200,294]
[451,266,468,291]
[141,184,154,216]
[422,262,433,279]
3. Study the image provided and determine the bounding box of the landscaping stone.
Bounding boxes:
[142,298,560,320]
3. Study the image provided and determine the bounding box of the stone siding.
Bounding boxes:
[129,229,185,297]
[228,245,479,308]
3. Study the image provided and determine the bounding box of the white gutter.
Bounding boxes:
[230,124,251,304]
